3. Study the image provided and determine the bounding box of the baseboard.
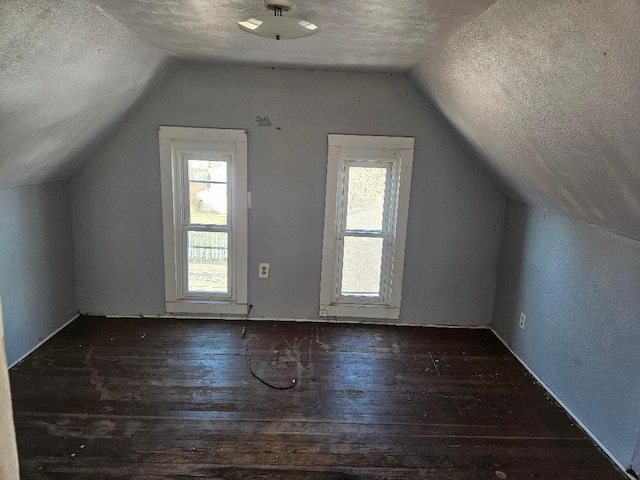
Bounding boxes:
[8,312,80,370]
[243,317,490,329]
[490,327,634,480]
[84,311,490,329]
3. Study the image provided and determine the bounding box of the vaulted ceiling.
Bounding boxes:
[412,0,640,240]
[1,0,638,239]
[0,1,176,186]
[89,0,495,70]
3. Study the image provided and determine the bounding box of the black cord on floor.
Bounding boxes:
[241,305,297,390]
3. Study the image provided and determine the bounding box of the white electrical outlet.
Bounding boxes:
[259,263,269,278]
[519,313,526,330]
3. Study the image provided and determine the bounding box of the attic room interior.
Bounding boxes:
[1,0,639,478]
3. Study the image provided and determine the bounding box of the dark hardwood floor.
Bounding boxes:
[9,316,626,479]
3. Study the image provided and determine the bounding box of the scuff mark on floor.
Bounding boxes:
[315,328,330,352]
[85,346,112,400]
[429,351,442,378]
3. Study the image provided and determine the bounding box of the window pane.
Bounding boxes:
[187,231,228,294]
[346,166,387,231]
[188,159,227,183]
[189,182,227,225]
[188,159,228,225]
[341,236,383,297]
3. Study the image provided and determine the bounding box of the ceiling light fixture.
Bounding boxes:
[238,0,318,40]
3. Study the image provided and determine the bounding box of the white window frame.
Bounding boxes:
[319,134,414,319]
[159,126,248,315]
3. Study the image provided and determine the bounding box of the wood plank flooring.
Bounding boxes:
[9,316,626,479]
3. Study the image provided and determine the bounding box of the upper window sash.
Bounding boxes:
[337,159,399,237]
[180,151,233,229]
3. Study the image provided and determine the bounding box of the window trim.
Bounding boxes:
[319,134,414,319]
[159,126,248,315]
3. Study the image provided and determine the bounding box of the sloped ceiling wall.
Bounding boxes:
[411,0,640,240]
[90,0,495,70]
[1,0,496,188]
[0,0,176,187]
[3,0,638,241]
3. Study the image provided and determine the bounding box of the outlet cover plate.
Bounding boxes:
[259,263,269,278]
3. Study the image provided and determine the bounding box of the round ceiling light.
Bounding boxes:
[238,0,318,40]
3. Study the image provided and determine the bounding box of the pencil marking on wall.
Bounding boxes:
[255,116,273,127]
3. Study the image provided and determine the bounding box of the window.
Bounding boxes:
[319,135,414,319]
[159,127,248,314]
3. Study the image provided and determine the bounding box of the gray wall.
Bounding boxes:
[492,199,640,471]
[0,182,77,366]
[70,64,504,325]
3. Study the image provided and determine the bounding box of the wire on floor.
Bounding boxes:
[241,304,297,390]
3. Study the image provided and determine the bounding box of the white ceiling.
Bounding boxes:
[0,0,175,187]
[412,0,640,240]
[2,0,639,240]
[90,0,496,70]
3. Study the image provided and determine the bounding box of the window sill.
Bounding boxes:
[319,304,400,320]
[166,301,248,315]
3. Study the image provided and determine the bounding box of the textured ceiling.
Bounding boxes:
[3,0,639,241]
[0,0,175,187]
[412,0,640,240]
[90,0,495,70]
